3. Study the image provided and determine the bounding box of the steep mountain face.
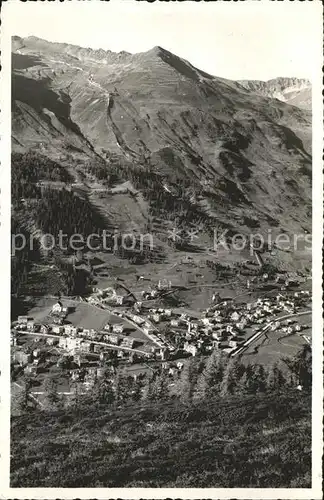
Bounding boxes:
[11,36,312,249]
[238,77,312,110]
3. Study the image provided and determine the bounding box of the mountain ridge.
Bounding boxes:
[13,35,311,92]
[11,35,312,271]
[238,77,311,110]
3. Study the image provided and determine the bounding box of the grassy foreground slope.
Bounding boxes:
[11,390,311,488]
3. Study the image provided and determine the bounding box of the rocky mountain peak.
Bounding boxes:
[238,77,311,110]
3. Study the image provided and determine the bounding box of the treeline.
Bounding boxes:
[137,346,311,406]
[17,345,311,414]
[53,259,93,296]
[106,161,220,235]
[34,192,162,264]
[85,159,120,185]
[12,151,72,203]
[11,218,40,295]
[35,188,107,243]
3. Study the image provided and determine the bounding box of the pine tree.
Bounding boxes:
[93,373,115,406]
[266,362,287,391]
[131,378,143,402]
[237,371,249,394]
[144,371,169,402]
[203,350,225,397]
[178,359,200,403]
[44,377,60,408]
[284,345,312,389]
[69,382,81,409]
[193,372,209,400]
[219,363,236,397]
[114,372,133,405]
[219,357,244,397]
[13,379,31,413]
[249,364,267,393]
[266,364,276,391]
[153,372,170,401]
[141,375,154,401]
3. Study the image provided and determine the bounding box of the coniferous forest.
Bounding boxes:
[11,347,311,487]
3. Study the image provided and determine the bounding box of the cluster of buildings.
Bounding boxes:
[12,300,173,371]
[11,286,311,387]
[12,346,45,375]
[128,290,311,357]
[140,280,172,300]
[11,281,311,403]
[86,287,127,306]
[14,306,134,353]
[85,280,172,308]
[70,365,112,388]
[125,308,174,352]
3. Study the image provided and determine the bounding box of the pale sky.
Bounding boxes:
[3,0,322,81]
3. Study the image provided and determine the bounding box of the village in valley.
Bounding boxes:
[11,249,312,408]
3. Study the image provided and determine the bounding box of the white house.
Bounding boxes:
[18,315,28,324]
[64,325,73,335]
[184,342,198,356]
[231,311,240,322]
[115,295,124,305]
[212,331,221,341]
[59,337,68,349]
[46,337,58,346]
[52,302,63,314]
[80,341,92,352]
[130,314,145,325]
[187,321,198,334]
[143,326,154,335]
[113,324,124,334]
[52,325,64,335]
[88,329,97,339]
[236,321,246,331]
[26,320,35,331]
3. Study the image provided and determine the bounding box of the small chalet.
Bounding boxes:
[52,301,63,314]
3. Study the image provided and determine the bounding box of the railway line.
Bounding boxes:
[231,309,311,357]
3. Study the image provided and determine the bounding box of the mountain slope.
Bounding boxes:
[11,391,311,487]
[11,36,312,249]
